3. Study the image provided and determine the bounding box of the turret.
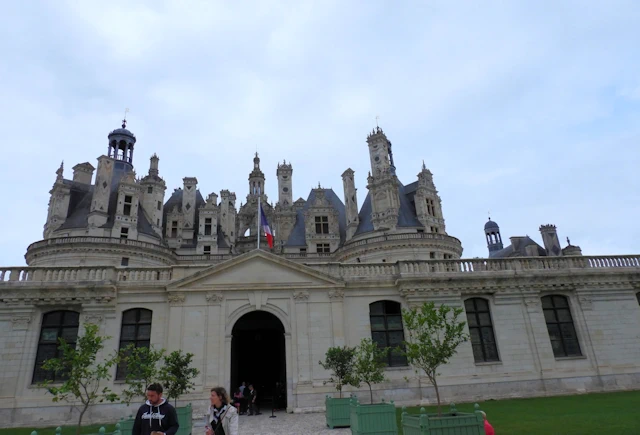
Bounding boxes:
[249,153,265,197]
[197,193,219,255]
[43,162,71,238]
[140,154,167,236]
[277,160,293,206]
[181,177,198,240]
[341,168,359,241]
[366,127,400,230]
[111,171,142,240]
[485,218,503,256]
[414,162,447,234]
[220,190,237,245]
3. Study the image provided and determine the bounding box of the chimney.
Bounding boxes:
[149,154,159,176]
[539,224,562,256]
[72,162,95,185]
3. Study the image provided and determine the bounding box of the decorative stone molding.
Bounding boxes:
[293,291,309,302]
[0,288,116,306]
[328,290,344,301]
[524,297,540,308]
[205,292,224,305]
[11,315,32,330]
[578,296,593,310]
[82,313,104,325]
[167,293,186,305]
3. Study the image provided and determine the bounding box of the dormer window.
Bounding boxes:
[317,243,330,253]
[123,195,133,216]
[204,218,212,235]
[171,221,178,238]
[120,227,129,239]
[203,245,211,254]
[315,216,329,234]
[147,186,153,194]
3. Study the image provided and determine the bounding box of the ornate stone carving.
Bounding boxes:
[578,296,593,310]
[82,313,104,325]
[167,293,186,305]
[11,316,31,330]
[205,292,224,304]
[524,297,540,308]
[328,290,344,301]
[293,291,309,302]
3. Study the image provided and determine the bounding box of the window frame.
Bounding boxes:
[116,308,153,380]
[123,195,133,216]
[204,218,212,236]
[369,301,408,367]
[315,216,329,234]
[120,227,129,239]
[541,295,582,358]
[316,243,330,253]
[32,310,80,384]
[464,298,500,363]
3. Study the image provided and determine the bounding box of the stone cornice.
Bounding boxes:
[0,286,117,307]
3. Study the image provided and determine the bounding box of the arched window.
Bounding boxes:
[116,308,152,380]
[369,301,407,367]
[464,298,499,363]
[541,295,582,358]
[32,311,80,383]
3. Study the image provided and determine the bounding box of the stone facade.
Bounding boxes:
[0,121,639,428]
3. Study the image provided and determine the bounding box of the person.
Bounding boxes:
[247,384,261,416]
[480,411,495,435]
[132,383,179,435]
[232,389,242,412]
[238,382,248,414]
[205,387,239,435]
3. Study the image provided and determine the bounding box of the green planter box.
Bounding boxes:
[349,396,398,435]
[401,403,484,435]
[117,404,192,435]
[326,395,352,428]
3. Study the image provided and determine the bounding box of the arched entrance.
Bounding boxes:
[230,310,287,410]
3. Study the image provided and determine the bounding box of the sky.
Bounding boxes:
[1,0,639,266]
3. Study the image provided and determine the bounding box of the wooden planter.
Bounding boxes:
[325,395,352,428]
[401,403,484,435]
[350,396,398,435]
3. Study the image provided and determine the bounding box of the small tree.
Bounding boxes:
[319,346,356,398]
[159,350,200,407]
[350,338,389,404]
[119,344,166,406]
[402,302,469,415]
[40,323,119,435]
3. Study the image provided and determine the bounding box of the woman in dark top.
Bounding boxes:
[205,387,238,435]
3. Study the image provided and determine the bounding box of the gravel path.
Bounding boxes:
[193,410,351,434]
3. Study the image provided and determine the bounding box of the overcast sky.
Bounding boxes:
[1,1,639,266]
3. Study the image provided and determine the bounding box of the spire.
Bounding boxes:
[422,160,426,170]
[122,107,129,129]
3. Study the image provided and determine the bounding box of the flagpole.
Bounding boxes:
[257,190,261,250]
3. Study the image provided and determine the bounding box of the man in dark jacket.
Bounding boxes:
[132,383,180,435]
[247,384,261,416]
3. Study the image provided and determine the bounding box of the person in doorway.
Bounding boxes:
[238,381,247,414]
[247,384,261,416]
[232,389,242,412]
[132,383,179,435]
[480,411,495,435]
[205,387,238,435]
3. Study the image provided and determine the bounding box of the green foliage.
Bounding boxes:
[119,344,165,405]
[39,323,119,435]
[319,346,356,398]
[350,338,389,404]
[159,350,200,406]
[402,301,469,415]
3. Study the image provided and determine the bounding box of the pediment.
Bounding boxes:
[168,250,344,290]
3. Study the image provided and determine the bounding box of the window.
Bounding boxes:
[33,311,80,383]
[299,248,307,255]
[171,221,178,238]
[316,243,330,253]
[444,254,453,259]
[417,229,424,233]
[121,257,129,267]
[429,252,436,259]
[315,216,329,234]
[116,309,152,380]
[157,201,162,211]
[204,218,212,235]
[426,199,435,216]
[203,245,211,254]
[541,295,582,358]
[147,186,153,194]
[120,227,129,239]
[465,298,499,363]
[369,301,407,367]
[123,195,133,216]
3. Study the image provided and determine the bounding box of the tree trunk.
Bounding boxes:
[433,378,442,416]
[367,383,373,404]
[76,404,89,435]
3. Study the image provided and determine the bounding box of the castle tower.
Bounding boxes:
[106,119,136,165]
[277,160,293,206]
[540,224,562,256]
[342,168,359,241]
[140,154,166,236]
[43,162,71,238]
[366,127,400,231]
[181,177,198,240]
[249,153,265,197]
[414,162,447,234]
[485,218,503,256]
[197,192,219,255]
[220,189,237,246]
[111,170,142,240]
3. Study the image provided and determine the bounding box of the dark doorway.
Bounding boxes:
[230,311,287,410]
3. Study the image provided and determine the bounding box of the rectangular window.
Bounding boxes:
[116,309,152,380]
[417,229,424,233]
[171,221,178,238]
[299,248,307,255]
[429,252,436,259]
[203,245,211,254]
[157,201,162,211]
[120,227,129,239]
[426,199,435,217]
[204,218,212,235]
[121,257,129,267]
[147,186,153,194]
[315,216,329,234]
[465,298,500,363]
[123,195,133,216]
[316,243,330,253]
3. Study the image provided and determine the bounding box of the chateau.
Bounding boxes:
[1,120,639,428]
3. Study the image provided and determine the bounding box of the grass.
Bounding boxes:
[395,390,640,435]
[0,424,117,435]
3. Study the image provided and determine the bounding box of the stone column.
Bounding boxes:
[293,291,311,386]
[166,293,185,352]
[205,292,223,387]
[329,290,345,347]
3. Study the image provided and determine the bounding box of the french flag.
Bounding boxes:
[260,204,274,249]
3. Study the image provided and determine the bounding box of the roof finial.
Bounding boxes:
[488,211,491,221]
[566,236,571,246]
[122,108,129,129]
[318,181,321,189]
[376,115,380,128]
[422,160,426,170]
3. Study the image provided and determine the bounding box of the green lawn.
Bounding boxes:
[396,390,640,435]
[0,424,117,435]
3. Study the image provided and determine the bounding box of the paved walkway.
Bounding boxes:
[194,410,351,434]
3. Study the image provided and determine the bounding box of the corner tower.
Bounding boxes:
[414,162,447,234]
[277,160,293,206]
[366,127,400,231]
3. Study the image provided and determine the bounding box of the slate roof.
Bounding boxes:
[285,188,346,247]
[489,236,547,258]
[485,219,500,231]
[353,180,423,236]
